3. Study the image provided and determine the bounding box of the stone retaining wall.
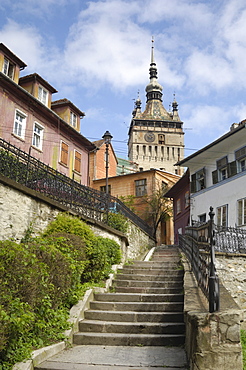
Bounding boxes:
[0,175,155,261]
[182,252,243,370]
[216,252,246,327]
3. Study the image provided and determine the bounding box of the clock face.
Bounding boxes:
[144,132,155,142]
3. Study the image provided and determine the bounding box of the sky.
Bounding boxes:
[1,0,246,160]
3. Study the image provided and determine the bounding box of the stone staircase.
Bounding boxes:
[35,246,187,369]
[73,246,185,347]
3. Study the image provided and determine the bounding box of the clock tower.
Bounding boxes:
[128,41,184,174]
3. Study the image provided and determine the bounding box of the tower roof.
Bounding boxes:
[135,40,181,122]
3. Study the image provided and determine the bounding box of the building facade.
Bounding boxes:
[165,170,190,244]
[178,121,246,228]
[128,42,184,175]
[92,168,180,245]
[0,43,95,185]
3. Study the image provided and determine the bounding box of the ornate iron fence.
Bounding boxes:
[0,138,154,237]
[179,207,220,313]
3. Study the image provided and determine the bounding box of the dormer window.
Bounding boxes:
[38,86,48,105]
[2,57,15,79]
[70,111,77,128]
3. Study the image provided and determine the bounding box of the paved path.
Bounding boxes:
[36,344,188,369]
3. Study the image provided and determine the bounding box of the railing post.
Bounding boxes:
[208,206,220,313]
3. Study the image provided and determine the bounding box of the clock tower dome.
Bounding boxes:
[128,41,184,174]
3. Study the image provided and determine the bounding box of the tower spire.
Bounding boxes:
[146,38,163,102]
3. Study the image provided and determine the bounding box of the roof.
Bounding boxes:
[51,98,85,117]
[0,71,96,152]
[19,73,57,94]
[165,169,189,198]
[93,168,180,183]
[177,121,246,167]
[0,43,27,70]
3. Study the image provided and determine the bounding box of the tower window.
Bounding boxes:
[158,134,165,144]
[143,145,146,155]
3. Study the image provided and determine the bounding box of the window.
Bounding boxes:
[32,122,44,150]
[2,57,15,79]
[217,205,228,227]
[191,168,206,193]
[158,134,165,144]
[38,86,48,105]
[236,146,246,173]
[185,191,190,208]
[60,141,68,165]
[217,156,228,181]
[13,110,26,139]
[70,112,77,127]
[199,214,206,223]
[74,150,81,173]
[135,179,147,196]
[238,198,246,226]
[100,185,111,194]
[176,199,181,214]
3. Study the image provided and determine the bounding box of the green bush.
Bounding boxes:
[104,212,128,233]
[42,213,95,246]
[0,213,122,369]
[241,330,246,369]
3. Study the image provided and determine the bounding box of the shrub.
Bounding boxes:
[0,213,122,368]
[42,213,95,246]
[104,212,128,233]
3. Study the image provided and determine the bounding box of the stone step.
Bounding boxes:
[73,332,185,346]
[112,279,183,288]
[89,301,184,312]
[112,286,183,294]
[115,273,183,281]
[79,320,185,334]
[131,261,181,267]
[118,268,184,276]
[84,310,184,323]
[94,292,184,302]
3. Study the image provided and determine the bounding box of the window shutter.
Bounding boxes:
[228,161,237,177]
[202,167,206,188]
[74,151,81,172]
[61,142,68,165]
[191,173,196,193]
[212,169,218,184]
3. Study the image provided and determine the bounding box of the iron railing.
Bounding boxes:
[0,138,154,237]
[179,207,220,313]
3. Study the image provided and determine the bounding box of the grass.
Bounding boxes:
[241,330,246,369]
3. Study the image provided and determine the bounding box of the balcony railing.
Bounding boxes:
[0,138,154,238]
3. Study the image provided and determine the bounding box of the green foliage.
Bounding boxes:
[241,330,246,369]
[119,195,136,212]
[43,213,95,246]
[104,212,128,234]
[0,213,122,369]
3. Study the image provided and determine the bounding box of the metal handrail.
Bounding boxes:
[179,207,220,313]
[0,138,154,237]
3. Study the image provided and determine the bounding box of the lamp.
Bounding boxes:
[102,130,113,195]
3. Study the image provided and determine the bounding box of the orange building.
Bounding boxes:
[89,138,118,189]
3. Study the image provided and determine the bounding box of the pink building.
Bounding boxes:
[0,43,95,185]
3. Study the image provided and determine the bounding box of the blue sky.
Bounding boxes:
[1,0,246,159]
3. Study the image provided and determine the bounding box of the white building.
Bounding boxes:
[178,121,246,228]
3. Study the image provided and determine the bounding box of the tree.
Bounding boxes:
[137,184,173,239]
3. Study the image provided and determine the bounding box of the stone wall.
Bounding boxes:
[0,176,154,261]
[215,252,246,327]
[182,253,243,370]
